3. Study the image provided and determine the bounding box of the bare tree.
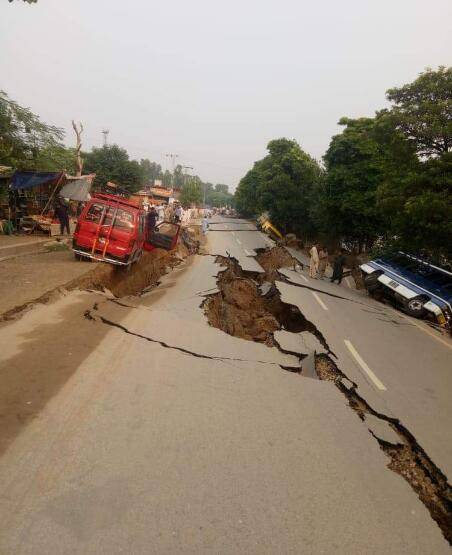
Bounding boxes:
[71,120,84,176]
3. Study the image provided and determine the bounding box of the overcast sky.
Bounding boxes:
[1,0,451,189]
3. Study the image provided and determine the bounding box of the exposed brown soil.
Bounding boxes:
[67,246,187,298]
[204,259,280,345]
[0,243,190,322]
[203,255,452,544]
[315,354,452,544]
[255,246,298,282]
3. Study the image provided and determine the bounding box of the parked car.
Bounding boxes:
[72,193,180,266]
[360,252,452,328]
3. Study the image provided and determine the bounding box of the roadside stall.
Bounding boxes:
[9,171,65,234]
[8,171,95,235]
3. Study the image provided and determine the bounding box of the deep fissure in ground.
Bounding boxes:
[202,250,452,544]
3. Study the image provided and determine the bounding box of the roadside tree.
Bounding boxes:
[83,144,142,192]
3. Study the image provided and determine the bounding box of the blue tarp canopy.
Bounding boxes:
[10,171,64,191]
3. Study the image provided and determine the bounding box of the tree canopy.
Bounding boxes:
[235,66,452,261]
[0,90,64,169]
[235,138,323,237]
[83,145,142,192]
[179,179,203,207]
[385,66,452,157]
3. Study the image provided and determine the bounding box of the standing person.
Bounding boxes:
[156,204,165,223]
[309,243,319,278]
[331,248,347,284]
[318,246,329,279]
[202,215,209,235]
[174,203,183,223]
[54,198,70,235]
[146,206,158,239]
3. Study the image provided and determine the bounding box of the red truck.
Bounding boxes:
[72,193,180,266]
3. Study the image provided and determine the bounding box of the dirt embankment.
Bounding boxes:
[205,263,280,345]
[203,254,308,347]
[0,241,190,322]
[0,237,194,456]
[255,246,297,282]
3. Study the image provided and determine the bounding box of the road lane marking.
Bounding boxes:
[345,277,353,288]
[311,292,328,311]
[390,310,452,351]
[344,339,387,391]
[300,274,309,283]
[231,231,236,237]
[236,238,242,245]
[244,249,253,256]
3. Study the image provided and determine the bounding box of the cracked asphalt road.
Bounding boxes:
[0,217,450,553]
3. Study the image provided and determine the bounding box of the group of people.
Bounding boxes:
[309,243,348,284]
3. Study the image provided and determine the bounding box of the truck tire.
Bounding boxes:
[404,297,427,318]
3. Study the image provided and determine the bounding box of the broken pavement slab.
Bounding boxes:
[0,289,448,553]
[366,414,402,445]
[0,217,450,552]
[273,329,327,356]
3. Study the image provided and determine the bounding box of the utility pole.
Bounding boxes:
[102,129,109,147]
[182,166,193,187]
[165,153,179,188]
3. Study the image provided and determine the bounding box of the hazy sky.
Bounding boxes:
[1,0,451,189]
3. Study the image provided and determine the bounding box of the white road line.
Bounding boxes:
[345,277,353,289]
[231,231,236,237]
[236,238,242,245]
[344,339,387,391]
[244,249,253,256]
[300,274,309,283]
[311,291,328,311]
[391,310,452,351]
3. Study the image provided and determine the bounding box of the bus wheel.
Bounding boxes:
[405,297,427,318]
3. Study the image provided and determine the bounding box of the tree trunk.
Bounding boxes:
[71,120,84,177]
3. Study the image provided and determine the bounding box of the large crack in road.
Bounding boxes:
[78,243,451,543]
[201,249,452,544]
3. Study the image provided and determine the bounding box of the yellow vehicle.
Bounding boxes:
[257,213,283,240]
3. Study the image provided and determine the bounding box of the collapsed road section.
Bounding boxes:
[202,250,452,544]
[0,231,450,553]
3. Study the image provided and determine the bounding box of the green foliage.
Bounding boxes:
[83,145,142,192]
[235,67,451,260]
[179,179,203,207]
[0,90,64,169]
[321,117,416,250]
[235,167,262,217]
[214,184,229,194]
[31,144,77,174]
[385,66,452,157]
[139,158,162,185]
[377,152,452,259]
[235,138,323,237]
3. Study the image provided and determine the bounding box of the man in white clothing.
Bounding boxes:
[309,243,319,278]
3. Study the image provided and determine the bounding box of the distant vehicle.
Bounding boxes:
[72,193,180,266]
[360,252,452,328]
[257,213,283,240]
